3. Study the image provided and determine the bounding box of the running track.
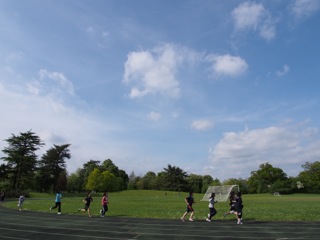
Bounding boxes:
[0,205,319,240]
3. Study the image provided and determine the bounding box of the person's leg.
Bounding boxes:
[189,210,194,220]
[58,202,61,213]
[181,211,188,221]
[88,207,91,217]
[51,202,58,210]
[209,208,214,220]
[212,208,217,218]
[100,206,103,216]
[237,211,243,224]
[102,205,107,216]
[100,206,104,216]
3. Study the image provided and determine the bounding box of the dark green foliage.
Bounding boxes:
[223,178,249,194]
[137,171,157,190]
[201,175,214,193]
[66,168,83,192]
[1,130,44,190]
[127,171,140,190]
[160,164,188,191]
[37,144,71,192]
[187,174,203,193]
[101,159,129,190]
[247,162,287,193]
[298,161,320,193]
[1,131,320,194]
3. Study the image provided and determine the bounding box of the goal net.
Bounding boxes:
[201,185,239,202]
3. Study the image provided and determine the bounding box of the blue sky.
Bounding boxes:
[1,0,320,181]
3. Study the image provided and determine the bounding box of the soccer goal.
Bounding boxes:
[201,185,239,202]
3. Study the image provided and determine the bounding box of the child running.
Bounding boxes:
[50,190,62,214]
[206,192,217,222]
[79,192,93,217]
[100,191,109,217]
[223,190,236,217]
[17,194,25,211]
[234,191,244,224]
[181,191,196,222]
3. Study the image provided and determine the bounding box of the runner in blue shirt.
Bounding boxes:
[50,190,62,214]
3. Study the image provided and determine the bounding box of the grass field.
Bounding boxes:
[3,190,320,221]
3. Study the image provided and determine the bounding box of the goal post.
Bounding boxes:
[201,185,239,202]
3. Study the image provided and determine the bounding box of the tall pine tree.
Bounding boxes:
[2,130,44,190]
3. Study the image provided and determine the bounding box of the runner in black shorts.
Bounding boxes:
[224,191,236,217]
[181,191,196,222]
[79,192,93,217]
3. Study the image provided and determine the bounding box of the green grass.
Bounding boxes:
[3,190,320,221]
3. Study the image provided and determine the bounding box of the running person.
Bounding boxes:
[224,190,236,217]
[50,190,62,214]
[206,192,217,222]
[100,191,109,217]
[79,192,93,217]
[234,191,244,224]
[17,194,25,211]
[181,191,196,222]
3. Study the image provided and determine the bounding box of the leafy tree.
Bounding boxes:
[247,162,287,193]
[101,170,118,192]
[1,130,44,190]
[85,168,119,192]
[101,159,128,190]
[270,178,295,194]
[223,178,249,194]
[137,171,157,190]
[211,178,221,186]
[0,163,11,192]
[80,160,101,190]
[127,171,140,190]
[161,164,188,191]
[67,169,83,192]
[37,144,71,192]
[154,172,166,190]
[187,174,203,193]
[77,159,128,191]
[86,168,102,191]
[298,161,320,193]
[56,169,68,191]
[201,175,214,193]
[101,159,118,174]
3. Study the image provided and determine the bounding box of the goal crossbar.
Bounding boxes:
[201,185,239,202]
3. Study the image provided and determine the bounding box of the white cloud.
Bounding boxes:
[191,119,213,131]
[232,2,265,31]
[206,54,248,77]
[291,0,320,19]
[231,1,277,40]
[0,81,124,174]
[39,69,74,96]
[207,124,320,180]
[123,44,198,98]
[276,64,290,77]
[147,111,161,121]
[259,18,277,41]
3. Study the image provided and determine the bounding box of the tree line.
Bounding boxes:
[1,130,320,197]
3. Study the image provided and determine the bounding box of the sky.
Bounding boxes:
[1,0,320,181]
